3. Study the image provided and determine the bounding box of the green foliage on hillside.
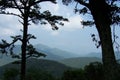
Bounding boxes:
[0,58,71,79]
[3,68,19,80]
[62,69,86,80]
[61,62,104,80]
[84,62,104,80]
[1,61,120,80]
[61,62,120,80]
[59,57,101,68]
[26,69,56,80]
[2,68,56,80]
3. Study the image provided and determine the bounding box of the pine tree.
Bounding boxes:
[0,0,68,80]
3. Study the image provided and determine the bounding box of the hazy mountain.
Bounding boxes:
[0,43,79,66]
[0,58,71,78]
[86,51,120,60]
[59,57,102,69]
[33,44,62,60]
[1,43,119,67]
[0,56,16,66]
[0,44,78,65]
[34,44,79,59]
[85,52,102,58]
[9,44,79,60]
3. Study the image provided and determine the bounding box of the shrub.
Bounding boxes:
[26,68,56,80]
[3,68,19,80]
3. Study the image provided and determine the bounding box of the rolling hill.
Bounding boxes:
[0,43,79,66]
[59,57,102,69]
[86,51,120,60]
[0,58,71,78]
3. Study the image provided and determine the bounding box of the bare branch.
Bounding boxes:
[29,0,56,7]
[13,0,24,15]
[0,12,23,19]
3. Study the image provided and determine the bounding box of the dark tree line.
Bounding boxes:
[2,62,120,80]
[62,62,104,80]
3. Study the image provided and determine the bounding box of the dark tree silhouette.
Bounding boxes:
[84,62,104,80]
[62,62,103,80]
[0,33,46,59]
[0,0,68,80]
[62,69,86,80]
[3,68,19,80]
[62,0,120,80]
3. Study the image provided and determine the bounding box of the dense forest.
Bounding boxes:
[0,60,120,80]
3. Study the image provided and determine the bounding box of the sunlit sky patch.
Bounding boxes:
[0,0,119,56]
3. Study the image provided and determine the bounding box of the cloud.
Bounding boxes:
[6,9,20,14]
[37,15,83,36]
[63,15,83,30]
[37,2,83,35]
[0,1,83,37]
[0,27,15,36]
[0,14,22,36]
[51,31,59,36]
[40,2,59,14]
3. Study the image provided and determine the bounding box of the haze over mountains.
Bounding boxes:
[34,44,80,60]
[0,43,79,66]
[0,43,120,78]
[0,43,120,67]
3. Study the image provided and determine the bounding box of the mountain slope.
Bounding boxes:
[0,58,71,78]
[0,43,78,66]
[59,57,102,69]
[9,44,78,61]
[86,52,120,59]
[34,44,78,59]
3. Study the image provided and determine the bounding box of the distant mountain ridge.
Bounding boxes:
[12,44,79,60]
[34,44,78,60]
[10,44,62,60]
[86,51,120,60]
[0,43,79,66]
[0,43,119,67]
[59,57,102,69]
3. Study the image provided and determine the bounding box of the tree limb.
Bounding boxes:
[29,0,56,7]
[13,0,24,15]
[0,12,23,19]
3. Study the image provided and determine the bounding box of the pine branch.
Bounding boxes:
[13,0,24,15]
[0,12,23,19]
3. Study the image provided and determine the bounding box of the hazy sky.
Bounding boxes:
[0,0,120,56]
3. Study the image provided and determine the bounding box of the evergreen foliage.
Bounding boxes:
[0,0,68,80]
[3,68,19,80]
[62,62,104,80]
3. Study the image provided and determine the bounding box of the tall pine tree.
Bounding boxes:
[0,0,68,80]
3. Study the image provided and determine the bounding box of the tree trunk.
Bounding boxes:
[96,22,117,80]
[21,8,29,80]
[89,0,118,80]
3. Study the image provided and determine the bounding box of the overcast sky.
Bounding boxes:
[0,0,120,56]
